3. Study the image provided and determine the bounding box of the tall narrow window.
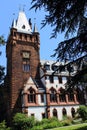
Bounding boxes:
[50,88,57,102]
[41,94,44,103]
[59,93,66,102]
[49,75,54,83]
[23,60,30,72]
[53,108,58,118]
[28,88,36,103]
[62,108,67,117]
[42,113,45,119]
[59,88,66,102]
[68,93,74,102]
[58,76,62,83]
[22,51,30,72]
[71,108,75,118]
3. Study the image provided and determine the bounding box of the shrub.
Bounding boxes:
[77,105,87,121]
[72,118,82,124]
[43,121,59,129]
[0,120,11,130]
[61,119,72,126]
[13,113,35,130]
[30,125,43,130]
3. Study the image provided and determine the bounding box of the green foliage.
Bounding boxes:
[13,113,35,130]
[31,0,87,87]
[30,125,43,130]
[77,105,87,121]
[72,118,82,124]
[31,117,61,130]
[0,120,10,130]
[0,36,5,45]
[61,116,72,126]
[31,0,86,38]
[0,65,5,85]
[61,119,72,126]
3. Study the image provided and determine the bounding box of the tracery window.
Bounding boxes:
[59,88,66,102]
[68,93,74,102]
[28,88,36,103]
[50,88,57,102]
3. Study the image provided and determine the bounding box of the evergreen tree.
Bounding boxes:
[31,0,87,87]
[0,36,6,122]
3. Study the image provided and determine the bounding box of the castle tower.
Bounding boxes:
[6,10,40,116]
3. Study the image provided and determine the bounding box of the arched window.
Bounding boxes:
[59,87,66,102]
[67,88,74,102]
[68,93,74,102]
[28,88,36,103]
[71,108,75,118]
[76,88,84,103]
[50,88,57,102]
[62,108,67,117]
[53,108,58,118]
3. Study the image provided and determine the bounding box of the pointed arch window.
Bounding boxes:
[59,88,66,102]
[67,88,74,102]
[62,108,67,117]
[50,88,57,102]
[53,108,58,118]
[71,108,75,118]
[28,88,36,103]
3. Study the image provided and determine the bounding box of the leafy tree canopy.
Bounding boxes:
[31,0,87,87]
[31,0,87,61]
[0,36,5,86]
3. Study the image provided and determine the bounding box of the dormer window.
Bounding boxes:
[22,25,26,29]
[44,64,50,70]
[52,65,58,71]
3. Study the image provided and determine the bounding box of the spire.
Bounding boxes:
[12,19,16,28]
[15,11,32,34]
[33,23,39,33]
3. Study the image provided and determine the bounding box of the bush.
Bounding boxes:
[0,120,11,130]
[31,117,61,130]
[43,121,61,129]
[77,105,87,121]
[13,113,35,130]
[30,125,43,130]
[60,119,72,126]
[72,118,82,124]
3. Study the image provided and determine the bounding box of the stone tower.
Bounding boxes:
[6,11,40,117]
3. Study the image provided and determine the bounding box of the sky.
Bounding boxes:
[0,0,65,70]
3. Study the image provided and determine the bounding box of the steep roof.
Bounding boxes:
[12,11,32,34]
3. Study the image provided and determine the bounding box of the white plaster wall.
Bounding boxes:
[38,94,46,105]
[45,76,66,90]
[50,105,79,120]
[28,106,46,120]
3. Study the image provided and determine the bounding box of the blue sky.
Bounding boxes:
[0,0,65,69]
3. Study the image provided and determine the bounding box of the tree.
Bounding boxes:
[77,105,87,121]
[0,36,6,122]
[31,0,87,86]
[0,35,5,86]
